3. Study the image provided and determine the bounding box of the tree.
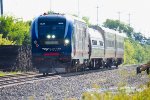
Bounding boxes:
[133,32,144,42]
[103,19,150,64]
[0,16,14,38]
[47,11,55,14]
[82,16,90,26]
[0,16,30,45]
[124,39,136,64]
[7,20,30,45]
[146,38,150,45]
[123,37,150,64]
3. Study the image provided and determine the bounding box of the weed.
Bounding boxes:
[82,85,150,100]
[0,71,20,77]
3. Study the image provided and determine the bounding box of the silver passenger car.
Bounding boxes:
[89,28,104,59]
[89,26,126,68]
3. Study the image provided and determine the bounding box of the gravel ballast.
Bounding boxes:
[0,65,150,100]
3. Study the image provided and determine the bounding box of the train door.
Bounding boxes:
[73,20,83,60]
[79,23,84,64]
[80,23,89,64]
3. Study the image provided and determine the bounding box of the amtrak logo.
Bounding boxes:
[42,48,49,51]
[42,48,61,51]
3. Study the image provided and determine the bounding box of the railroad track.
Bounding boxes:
[0,68,114,87]
[0,72,60,87]
[0,65,138,88]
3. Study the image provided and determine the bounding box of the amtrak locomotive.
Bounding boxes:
[31,14,125,75]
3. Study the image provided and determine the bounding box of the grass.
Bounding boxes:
[0,71,21,77]
[82,88,150,100]
[82,88,146,100]
[82,81,150,100]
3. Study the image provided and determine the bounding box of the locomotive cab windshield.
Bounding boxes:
[38,17,66,45]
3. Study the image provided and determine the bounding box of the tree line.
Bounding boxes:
[0,15,150,64]
[103,19,150,64]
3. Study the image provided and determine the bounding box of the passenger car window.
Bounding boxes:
[92,40,97,45]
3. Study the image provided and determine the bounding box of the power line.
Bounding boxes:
[96,6,99,26]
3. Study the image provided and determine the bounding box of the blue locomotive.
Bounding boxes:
[31,14,89,75]
[31,14,126,75]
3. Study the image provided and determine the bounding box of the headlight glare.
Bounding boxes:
[47,35,51,39]
[52,35,56,39]
[64,39,70,44]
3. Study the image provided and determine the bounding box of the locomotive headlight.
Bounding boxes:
[64,39,70,45]
[52,35,56,39]
[47,35,51,39]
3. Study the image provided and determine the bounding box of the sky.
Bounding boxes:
[3,0,150,37]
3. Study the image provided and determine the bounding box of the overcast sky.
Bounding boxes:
[3,0,150,37]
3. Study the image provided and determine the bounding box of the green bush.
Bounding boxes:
[0,34,15,45]
[124,38,150,64]
[0,16,30,45]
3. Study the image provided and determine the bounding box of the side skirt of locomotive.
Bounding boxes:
[32,56,90,75]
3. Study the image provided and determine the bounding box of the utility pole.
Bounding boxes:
[96,6,99,26]
[50,0,52,12]
[77,0,80,17]
[50,0,52,11]
[117,11,121,32]
[118,11,121,22]
[0,0,3,16]
[128,13,131,26]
